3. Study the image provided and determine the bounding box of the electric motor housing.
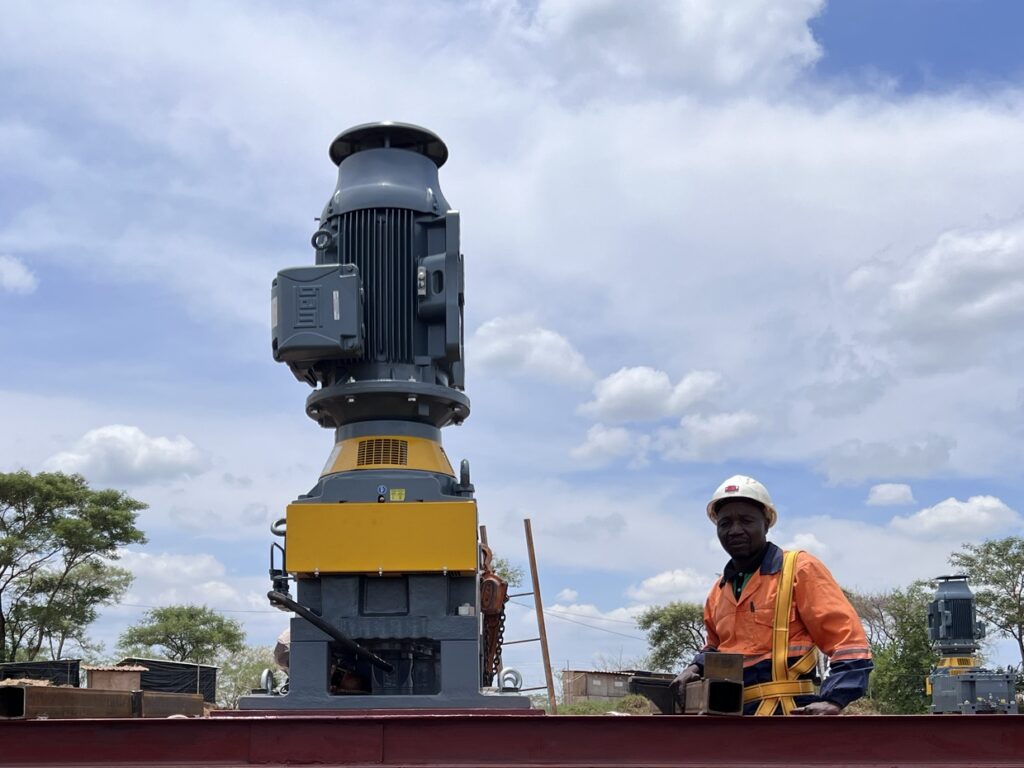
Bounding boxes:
[271,122,468,430]
[928,575,985,655]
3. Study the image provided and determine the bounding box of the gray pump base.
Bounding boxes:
[929,669,1018,714]
[242,486,530,711]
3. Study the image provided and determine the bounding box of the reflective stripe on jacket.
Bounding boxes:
[693,542,872,710]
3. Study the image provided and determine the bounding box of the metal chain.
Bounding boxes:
[482,622,494,686]
[492,604,507,679]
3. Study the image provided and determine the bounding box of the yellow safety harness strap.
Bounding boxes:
[743,679,815,703]
[789,648,819,676]
[751,550,819,716]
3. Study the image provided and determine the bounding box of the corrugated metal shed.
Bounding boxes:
[561,669,671,704]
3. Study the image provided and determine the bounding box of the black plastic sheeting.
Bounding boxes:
[0,659,81,687]
[118,657,217,703]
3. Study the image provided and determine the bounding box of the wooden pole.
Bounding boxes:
[479,525,488,546]
[524,518,557,714]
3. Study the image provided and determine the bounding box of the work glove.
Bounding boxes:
[668,664,702,706]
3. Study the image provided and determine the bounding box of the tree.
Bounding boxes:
[950,537,1024,668]
[591,650,652,672]
[635,602,706,673]
[34,561,132,659]
[119,605,245,664]
[216,645,275,708]
[492,557,524,588]
[0,471,146,662]
[853,582,937,714]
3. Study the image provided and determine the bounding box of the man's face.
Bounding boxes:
[715,499,768,562]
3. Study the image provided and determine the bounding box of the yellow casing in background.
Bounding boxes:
[286,500,478,574]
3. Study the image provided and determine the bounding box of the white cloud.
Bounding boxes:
[780,532,829,557]
[44,424,207,484]
[2,2,1024,487]
[167,501,273,534]
[111,550,261,621]
[116,549,226,584]
[549,511,627,542]
[890,496,1020,540]
[892,222,1024,334]
[844,218,1024,372]
[0,254,37,294]
[478,478,715,576]
[542,602,647,632]
[680,411,760,448]
[800,331,892,416]
[580,367,720,422]
[470,316,592,385]
[820,434,955,485]
[763,515,951,594]
[556,588,579,602]
[501,0,824,96]
[653,411,761,461]
[570,423,647,466]
[97,549,285,652]
[866,483,915,506]
[626,568,708,603]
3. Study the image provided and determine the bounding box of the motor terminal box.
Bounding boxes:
[272,264,363,365]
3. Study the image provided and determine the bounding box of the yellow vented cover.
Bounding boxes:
[320,436,454,477]
[286,501,477,574]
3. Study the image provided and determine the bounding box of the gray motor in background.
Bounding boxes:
[927,575,1017,714]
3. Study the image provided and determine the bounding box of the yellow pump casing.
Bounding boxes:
[286,500,478,575]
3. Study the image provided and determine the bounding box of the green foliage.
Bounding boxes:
[216,645,276,709]
[119,605,245,664]
[0,471,146,662]
[635,601,706,673]
[558,698,620,714]
[557,694,655,715]
[849,582,937,714]
[33,562,132,659]
[841,696,881,715]
[492,556,524,588]
[950,537,1024,668]
[613,693,656,714]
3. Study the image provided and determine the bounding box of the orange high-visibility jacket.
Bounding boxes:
[698,542,872,710]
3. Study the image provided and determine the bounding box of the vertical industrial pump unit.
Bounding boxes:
[239,123,529,710]
[927,575,1017,714]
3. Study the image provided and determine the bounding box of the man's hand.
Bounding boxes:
[791,701,841,716]
[668,664,701,705]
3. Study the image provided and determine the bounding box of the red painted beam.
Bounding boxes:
[1,713,1022,766]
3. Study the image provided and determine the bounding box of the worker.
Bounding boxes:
[671,475,873,715]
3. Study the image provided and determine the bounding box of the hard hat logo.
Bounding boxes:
[706,474,778,528]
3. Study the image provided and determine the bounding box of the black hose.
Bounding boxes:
[267,590,394,673]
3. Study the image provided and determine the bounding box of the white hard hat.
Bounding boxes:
[706,475,777,528]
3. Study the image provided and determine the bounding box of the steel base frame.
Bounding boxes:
[1,711,1022,767]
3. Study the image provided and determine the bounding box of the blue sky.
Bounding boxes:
[2,0,1023,684]
[812,0,1024,92]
